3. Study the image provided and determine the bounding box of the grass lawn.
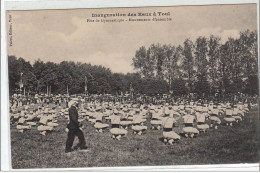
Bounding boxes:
[10,106,259,169]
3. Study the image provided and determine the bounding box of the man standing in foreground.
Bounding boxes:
[65,99,88,153]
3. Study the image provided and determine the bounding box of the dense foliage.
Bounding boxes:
[132,30,258,96]
[8,30,258,96]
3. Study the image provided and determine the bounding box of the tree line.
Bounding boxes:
[133,29,258,96]
[8,30,258,97]
[8,56,169,96]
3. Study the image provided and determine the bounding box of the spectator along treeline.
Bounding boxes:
[8,30,258,97]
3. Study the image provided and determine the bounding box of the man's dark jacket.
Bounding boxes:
[67,106,80,129]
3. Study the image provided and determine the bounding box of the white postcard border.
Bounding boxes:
[1,0,259,171]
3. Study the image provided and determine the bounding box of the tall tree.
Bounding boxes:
[238,30,258,94]
[33,59,46,93]
[41,62,58,95]
[182,39,195,93]
[150,44,166,79]
[208,35,221,94]
[162,45,176,87]
[8,56,33,95]
[224,38,243,93]
[194,36,209,96]
[132,46,155,78]
[219,39,234,95]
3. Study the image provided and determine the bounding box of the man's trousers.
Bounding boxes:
[65,128,86,152]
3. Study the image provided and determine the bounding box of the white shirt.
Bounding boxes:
[196,112,206,123]
[111,115,121,124]
[183,114,195,124]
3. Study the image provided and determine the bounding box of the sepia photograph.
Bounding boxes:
[4,2,259,170]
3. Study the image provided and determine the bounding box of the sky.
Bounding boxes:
[7,4,257,74]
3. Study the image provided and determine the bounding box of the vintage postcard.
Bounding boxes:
[2,1,259,171]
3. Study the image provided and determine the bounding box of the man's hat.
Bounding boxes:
[68,100,78,107]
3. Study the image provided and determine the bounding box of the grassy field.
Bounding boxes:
[10,106,259,169]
